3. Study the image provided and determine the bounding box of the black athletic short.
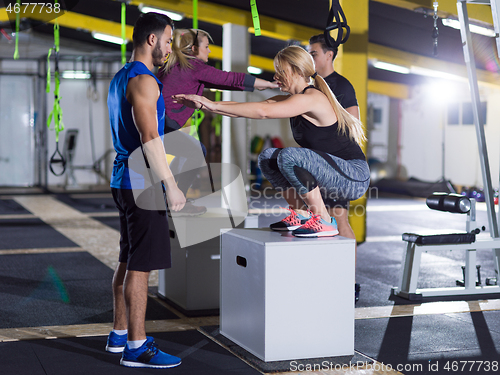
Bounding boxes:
[112,188,171,272]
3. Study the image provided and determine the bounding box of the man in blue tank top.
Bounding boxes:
[106,12,185,368]
[309,34,362,303]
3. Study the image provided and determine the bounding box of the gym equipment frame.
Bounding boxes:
[394,194,500,299]
[394,1,500,299]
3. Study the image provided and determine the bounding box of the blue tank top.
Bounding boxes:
[108,61,165,189]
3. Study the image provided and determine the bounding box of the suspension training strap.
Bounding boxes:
[121,2,126,65]
[193,0,198,29]
[189,110,205,138]
[250,0,261,36]
[13,0,20,59]
[47,24,63,142]
[47,8,66,176]
[324,0,350,59]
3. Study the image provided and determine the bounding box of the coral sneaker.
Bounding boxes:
[270,207,311,231]
[120,336,181,368]
[292,214,339,238]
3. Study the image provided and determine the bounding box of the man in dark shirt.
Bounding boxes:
[308,34,362,302]
[308,34,359,119]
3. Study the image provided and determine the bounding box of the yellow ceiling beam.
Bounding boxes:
[368,43,500,87]
[0,8,134,39]
[209,45,275,72]
[127,0,321,42]
[1,7,9,22]
[199,44,408,98]
[249,54,276,73]
[373,0,493,25]
[3,4,500,91]
[45,11,134,40]
[368,79,409,99]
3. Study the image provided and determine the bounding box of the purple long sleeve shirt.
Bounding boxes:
[158,58,256,131]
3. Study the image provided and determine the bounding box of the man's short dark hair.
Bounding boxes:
[133,12,174,49]
[309,34,337,58]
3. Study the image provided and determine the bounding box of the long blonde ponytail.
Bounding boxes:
[161,29,213,74]
[313,74,366,145]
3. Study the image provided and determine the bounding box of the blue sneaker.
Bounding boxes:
[105,331,127,353]
[120,336,181,368]
[292,214,339,237]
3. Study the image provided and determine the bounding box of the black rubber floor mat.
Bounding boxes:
[0,199,32,215]
[0,251,178,328]
[0,218,79,249]
[0,330,260,375]
[199,325,373,373]
[354,311,500,375]
[55,194,117,213]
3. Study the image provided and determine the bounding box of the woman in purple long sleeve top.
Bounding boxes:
[158,28,277,131]
[155,29,276,215]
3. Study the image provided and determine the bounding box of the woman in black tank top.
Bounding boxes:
[173,45,370,239]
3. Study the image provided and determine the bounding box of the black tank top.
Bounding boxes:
[290,86,365,161]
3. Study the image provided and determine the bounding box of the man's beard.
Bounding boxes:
[152,41,164,67]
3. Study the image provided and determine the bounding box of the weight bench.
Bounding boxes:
[392,193,500,300]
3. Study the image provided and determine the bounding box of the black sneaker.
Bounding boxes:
[355,283,360,304]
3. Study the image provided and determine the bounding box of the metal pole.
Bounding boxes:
[457,0,498,238]
[458,0,500,283]
[489,0,500,279]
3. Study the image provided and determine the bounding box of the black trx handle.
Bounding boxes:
[324,0,350,58]
[49,142,66,176]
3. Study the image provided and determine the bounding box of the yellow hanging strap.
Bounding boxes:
[189,110,205,138]
[47,22,64,142]
[46,10,66,176]
[250,0,261,36]
[193,0,198,29]
[13,0,20,59]
[121,2,127,65]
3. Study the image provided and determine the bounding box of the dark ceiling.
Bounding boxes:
[1,0,499,85]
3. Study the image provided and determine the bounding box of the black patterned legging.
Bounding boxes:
[258,147,370,206]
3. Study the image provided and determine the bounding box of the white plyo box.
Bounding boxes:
[158,210,257,311]
[220,228,355,362]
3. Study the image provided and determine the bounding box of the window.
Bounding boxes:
[447,102,459,125]
[447,101,487,126]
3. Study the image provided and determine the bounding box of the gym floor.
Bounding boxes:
[0,187,499,375]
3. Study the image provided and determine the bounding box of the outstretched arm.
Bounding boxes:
[172,93,316,120]
[254,77,279,90]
